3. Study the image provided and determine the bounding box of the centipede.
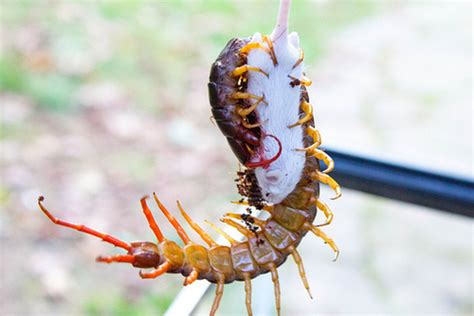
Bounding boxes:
[37,1,341,315]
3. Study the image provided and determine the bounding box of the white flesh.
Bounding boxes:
[245,0,306,204]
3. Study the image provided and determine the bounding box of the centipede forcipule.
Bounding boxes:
[37,0,341,315]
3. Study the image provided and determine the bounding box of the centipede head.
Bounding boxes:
[128,242,161,268]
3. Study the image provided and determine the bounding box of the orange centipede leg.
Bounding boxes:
[184,269,198,286]
[289,246,312,299]
[139,261,170,279]
[140,196,165,242]
[308,148,334,174]
[210,275,225,316]
[37,196,131,251]
[96,254,135,264]
[224,212,265,227]
[152,193,191,244]
[177,201,217,247]
[263,35,278,65]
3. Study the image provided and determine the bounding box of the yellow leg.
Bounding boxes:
[315,199,333,227]
[237,97,265,117]
[210,275,225,316]
[139,261,170,279]
[292,48,304,69]
[231,200,273,213]
[232,65,268,78]
[224,212,265,227]
[289,246,312,299]
[312,171,341,200]
[243,273,253,316]
[205,220,238,246]
[220,218,253,238]
[177,201,217,247]
[304,223,340,261]
[308,148,334,173]
[288,101,313,128]
[263,35,278,65]
[240,41,272,55]
[232,92,267,105]
[301,75,312,86]
[242,120,261,129]
[269,264,281,316]
[295,126,321,152]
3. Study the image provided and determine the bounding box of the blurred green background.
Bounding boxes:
[1,0,472,315]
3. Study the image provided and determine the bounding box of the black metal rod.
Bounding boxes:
[321,149,474,218]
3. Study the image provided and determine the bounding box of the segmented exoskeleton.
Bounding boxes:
[37,1,340,315]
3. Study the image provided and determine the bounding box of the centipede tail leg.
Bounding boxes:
[210,274,225,316]
[304,223,340,261]
[140,196,165,242]
[96,254,135,264]
[243,273,253,316]
[269,263,281,316]
[289,246,312,299]
[37,196,131,251]
[139,261,170,279]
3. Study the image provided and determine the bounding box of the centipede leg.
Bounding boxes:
[263,35,278,65]
[292,48,304,69]
[153,193,191,244]
[232,65,268,78]
[304,223,339,261]
[308,148,334,173]
[295,126,321,152]
[289,246,312,299]
[177,201,217,247]
[139,261,170,279]
[315,199,333,227]
[243,273,253,316]
[288,101,313,128]
[312,171,341,200]
[210,275,225,316]
[184,268,198,286]
[237,97,265,117]
[140,196,165,242]
[37,196,131,251]
[269,264,281,316]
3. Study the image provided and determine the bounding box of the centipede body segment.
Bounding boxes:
[37,0,341,315]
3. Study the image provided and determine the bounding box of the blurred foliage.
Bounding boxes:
[0,0,378,113]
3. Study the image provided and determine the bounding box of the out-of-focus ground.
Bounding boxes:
[0,1,472,315]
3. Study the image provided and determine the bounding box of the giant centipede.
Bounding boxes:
[37,1,341,315]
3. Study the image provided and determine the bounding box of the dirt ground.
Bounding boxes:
[1,1,472,315]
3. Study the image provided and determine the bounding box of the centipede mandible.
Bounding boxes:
[37,1,341,315]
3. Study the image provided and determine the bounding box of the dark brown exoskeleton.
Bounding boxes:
[208,37,258,164]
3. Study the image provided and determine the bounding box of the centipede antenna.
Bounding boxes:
[37,196,131,251]
[224,212,265,227]
[139,261,170,279]
[96,254,135,264]
[243,273,253,316]
[140,196,165,242]
[289,246,313,299]
[204,220,238,246]
[152,193,191,244]
[313,171,342,200]
[177,200,217,247]
[210,276,225,316]
[220,218,253,238]
[269,263,281,316]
